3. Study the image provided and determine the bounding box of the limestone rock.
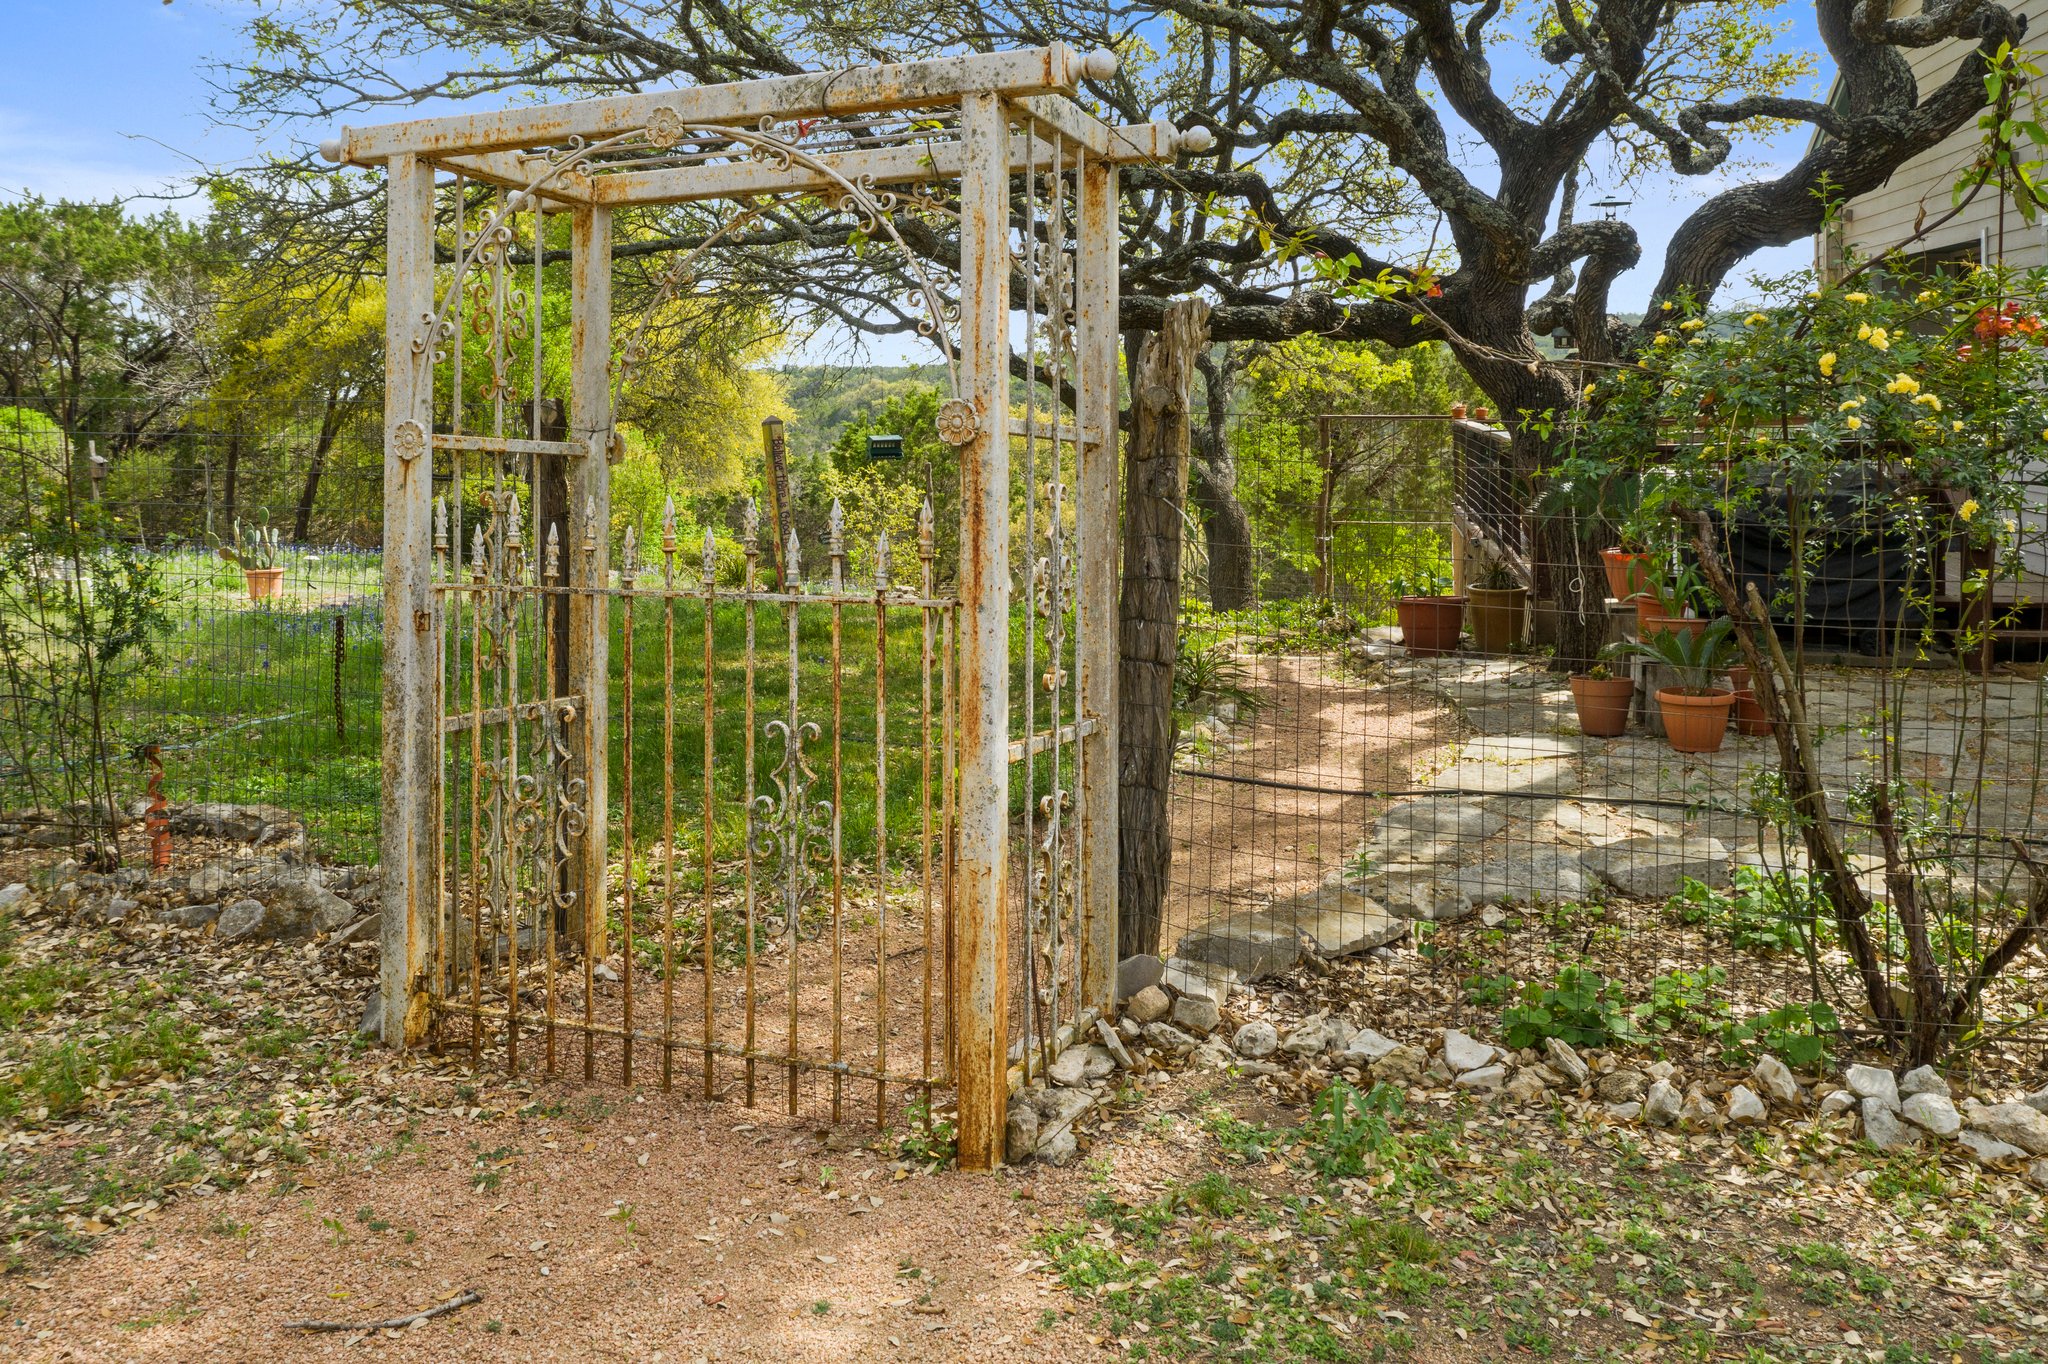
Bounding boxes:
[216,896,313,944]
[1116,954,1165,1000]
[1338,1028,1400,1064]
[1505,1070,1549,1104]
[1455,1064,1506,1090]
[0,883,27,911]
[1281,1017,1338,1056]
[329,913,381,947]
[2021,1088,2048,1115]
[1170,917,1302,982]
[1752,1055,1802,1108]
[1596,1069,1647,1105]
[1726,1085,1767,1124]
[1159,958,1232,1004]
[1036,1128,1079,1166]
[1580,835,1729,900]
[187,864,230,902]
[170,802,299,845]
[1264,883,1406,957]
[1643,1078,1682,1126]
[1862,1097,1923,1152]
[1047,1046,1100,1087]
[1958,1129,2028,1166]
[1006,1099,1041,1162]
[1899,1065,1949,1099]
[1232,1021,1279,1059]
[1961,1101,2048,1155]
[1845,1064,1900,1110]
[97,897,139,924]
[1095,1019,1136,1071]
[155,902,221,929]
[1544,1037,1590,1088]
[1680,1090,1720,1128]
[1450,850,1592,911]
[1440,1029,1495,1074]
[1604,1102,1642,1121]
[1370,1044,1427,1086]
[1171,995,1222,1036]
[357,989,381,1037]
[1901,1092,1961,1138]
[1142,1023,1201,1056]
[1818,1090,1858,1118]
[265,873,358,933]
[1125,985,1171,1025]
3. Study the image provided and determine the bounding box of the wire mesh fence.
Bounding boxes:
[1165,414,2048,1079]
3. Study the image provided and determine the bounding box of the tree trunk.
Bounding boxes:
[1189,356,1253,611]
[293,391,345,542]
[1117,299,1208,958]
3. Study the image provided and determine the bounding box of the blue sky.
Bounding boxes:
[3,0,1820,315]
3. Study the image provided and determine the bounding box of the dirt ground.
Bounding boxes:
[6,1070,1098,1364]
[1167,652,1453,936]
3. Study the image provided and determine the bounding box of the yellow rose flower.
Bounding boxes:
[1653,334,1674,348]
[1953,420,1965,432]
[1857,322,1873,340]
[1661,300,1674,312]
[1884,374,1919,395]
[1868,327,1890,350]
[1846,415,1863,430]
[1680,318,1705,332]
[1960,498,1980,521]
[1845,292,1869,304]
[1744,313,1767,327]
[1838,398,1863,411]
[1819,352,1838,377]
[1917,290,1939,303]
[1914,393,1942,411]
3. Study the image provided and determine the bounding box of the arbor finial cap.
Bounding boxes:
[318,137,343,164]
[1178,125,1217,155]
[1082,47,1118,81]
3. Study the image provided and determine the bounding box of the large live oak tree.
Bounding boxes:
[212,0,2026,950]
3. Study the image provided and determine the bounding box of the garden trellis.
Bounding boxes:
[332,45,1194,1168]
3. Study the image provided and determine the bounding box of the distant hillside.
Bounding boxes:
[767,363,948,463]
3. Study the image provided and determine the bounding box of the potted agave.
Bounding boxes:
[1466,553,1527,654]
[213,515,286,601]
[1392,571,1465,657]
[1622,616,1740,753]
[1570,661,1635,738]
[1636,559,1714,642]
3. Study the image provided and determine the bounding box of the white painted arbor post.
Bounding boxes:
[380,154,441,1045]
[954,92,1012,1171]
[569,206,614,963]
[1075,155,1121,1018]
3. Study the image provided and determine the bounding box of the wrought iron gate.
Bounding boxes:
[352,45,1201,1164]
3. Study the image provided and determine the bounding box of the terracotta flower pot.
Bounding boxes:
[1600,549,1652,602]
[1395,595,1466,656]
[1466,584,1527,654]
[1655,687,1736,753]
[1449,402,1467,420]
[1571,674,1635,737]
[1725,668,1771,736]
[1635,595,1707,642]
[243,567,285,601]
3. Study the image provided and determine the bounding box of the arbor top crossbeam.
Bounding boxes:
[322,45,1197,205]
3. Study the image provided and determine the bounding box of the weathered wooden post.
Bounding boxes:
[568,205,614,965]
[952,91,1012,1171]
[1075,150,1121,1017]
[379,153,441,1045]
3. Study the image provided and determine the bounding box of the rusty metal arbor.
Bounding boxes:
[339,46,1188,1168]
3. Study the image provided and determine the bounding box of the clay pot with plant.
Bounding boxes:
[1466,553,1528,654]
[1570,660,1635,738]
[1391,571,1465,657]
[212,515,286,601]
[1636,558,1716,641]
[1621,616,1740,753]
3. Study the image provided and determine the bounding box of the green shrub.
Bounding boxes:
[1669,868,1826,954]
[1499,966,1642,1050]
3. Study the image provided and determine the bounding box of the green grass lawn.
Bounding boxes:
[59,554,1073,869]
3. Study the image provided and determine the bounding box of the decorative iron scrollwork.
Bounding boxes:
[750,718,833,941]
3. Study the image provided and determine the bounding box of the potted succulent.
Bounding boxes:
[1636,559,1714,641]
[1391,571,1465,657]
[1466,553,1527,654]
[212,515,286,601]
[1621,617,1740,753]
[1570,660,1635,738]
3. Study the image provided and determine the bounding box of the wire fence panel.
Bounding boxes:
[1166,413,2048,1077]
